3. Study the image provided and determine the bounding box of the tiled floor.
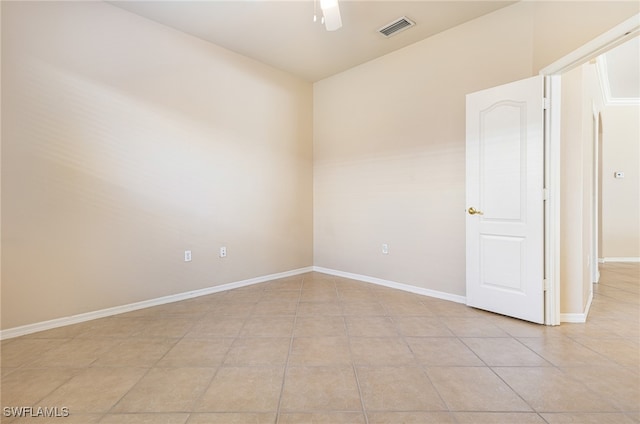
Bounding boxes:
[1,263,638,423]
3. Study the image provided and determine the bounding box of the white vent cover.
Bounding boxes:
[378,16,415,37]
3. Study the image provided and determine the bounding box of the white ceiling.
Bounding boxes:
[110,1,515,82]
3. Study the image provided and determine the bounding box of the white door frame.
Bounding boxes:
[540,14,639,325]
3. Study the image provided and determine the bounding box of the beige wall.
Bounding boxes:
[559,63,604,314]
[601,106,640,259]
[2,1,638,331]
[313,2,637,302]
[314,4,534,295]
[1,2,313,329]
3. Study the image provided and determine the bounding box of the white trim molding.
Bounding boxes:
[600,257,640,263]
[0,267,313,340]
[313,266,466,304]
[540,14,639,75]
[560,290,594,323]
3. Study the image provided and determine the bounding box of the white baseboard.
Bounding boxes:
[0,267,313,340]
[313,266,466,304]
[560,289,594,323]
[599,257,640,263]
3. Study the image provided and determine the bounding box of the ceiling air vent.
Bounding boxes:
[378,16,415,38]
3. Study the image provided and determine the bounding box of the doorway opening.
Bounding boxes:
[542,14,639,325]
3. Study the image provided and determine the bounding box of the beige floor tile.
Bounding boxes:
[392,317,454,337]
[205,303,255,317]
[338,289,378,303]
[297,302,343,316]
[380,300,435,316]
[130,318,196,339]
[156,338,233,367]
[594,285,639,304]
[280,366,361,412]
[366,411,455,424]
[346,317,398,337]
[334,276,371,287]
[372,289,420,303]
[406,337,484,366]
[251,300,298,316]
[540,412,638,423]
[587,319,640,339]
[517,337,616,367]
[0,368,79,406]
[289,337,351,366]
[225,289,264,303]
[350,337,416,366]
[186,317,245,338]
[340,301,386,316]
[278,412,365,423]
[196,367,284,412]
[187,413,276,423]
[560,366,640,411]
[144,301,212,319]
[1,367,17,377]
[440,317,510,337]
[1,267,636,419]
[300,289,339,303]
[113,367,216,413]
[494,367,618,412]
[25,338,121,368]
[461,337,551,366]
[262,277,303,291]
[426,367,531,412]
[453,412,547,423]
[260,290,300,302]
[588,302,639,322]
[0,339,68,368]
[7,414,102,423]
[571,338,640,367]
[302,274,336,285]
[223,337,290,366]
[240,317,295,337]
[555,321,624,339]
[93,338,178,367]
[39,367,147,413]
[493,319,558,338]
[357,367,446,411]
[293,316,347,337]
[100,413,190,424]
[420,298,474,316]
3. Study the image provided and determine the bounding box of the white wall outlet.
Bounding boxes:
[382,243,389,255]
[614,171,624,179]
[184,250,192,262]
[219,246,227,258]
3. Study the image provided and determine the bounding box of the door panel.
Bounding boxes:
[466,75,544,324]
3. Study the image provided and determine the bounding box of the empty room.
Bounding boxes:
[1,1,639,423]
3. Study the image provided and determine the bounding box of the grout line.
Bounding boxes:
[274,274,305,424]
[336,276,370,424]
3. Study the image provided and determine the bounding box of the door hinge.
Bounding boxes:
[543,188,549,201]
[543,279,549,292]
[543,97,550,110]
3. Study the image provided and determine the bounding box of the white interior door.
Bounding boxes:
[466,75,545,324]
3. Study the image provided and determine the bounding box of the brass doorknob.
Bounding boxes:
[468,207,484,215]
